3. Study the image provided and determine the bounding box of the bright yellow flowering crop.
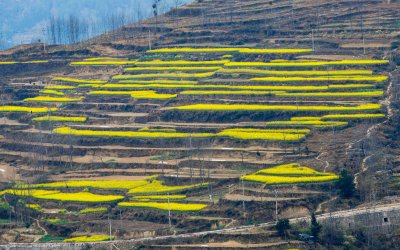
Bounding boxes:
[96,83,329,91]
[242,174,339,184]
[256,163,333,176]
[217,130,307,141]
[53,77,106,84]
[266,120,348,128]
[217,128,310,141]
[113,72,215,80]
[24,96,83,102]
[241,163,339,185]
[84,57,127,61]
[25,204,43,211]
[127,180,207,194]
[79,207,108,214]
[135,60,230,66]
[0,61,17,65]
[33,179,149,190]
[275,91,384,98]
[40,90,65,96]
[219,128,311,134]
[0,189,123,203]
[89,90,177,99]
[34,192,124,203]
[71,61,135,66]
[118,201,207,211]
[172,103,381,112]
[218,69,373,76]
[138,127,177,133]
[32,116,87,122]
[53,127,214,139]
[0,106,57,113]
[64,235,112,242]
[117,80,198,85]
[45,85,76,90]
[328,84,376,89]
[0,60,49,65]
[251,75,388,82]
[322,113,385,120]
[146,47,312,54]
[125,66,222,72]
[290,117,323,121]
[225,59,389,67]
[133,195,187,200]
[180,90,286,95]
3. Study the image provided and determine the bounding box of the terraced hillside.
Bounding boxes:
[0,0,399,249]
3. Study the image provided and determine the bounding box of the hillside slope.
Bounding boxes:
[0,0,399,249]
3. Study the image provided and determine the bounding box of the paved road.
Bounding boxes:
[3,202,400,249]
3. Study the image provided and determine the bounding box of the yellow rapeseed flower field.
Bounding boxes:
[321,113,385,120]
[133,195,187,200]
[172,103,381,112]
[89,90,177,99]
[53,77,106,84]
[33,179,149,190]
[84,57,126,61]
[117,80,198,85]
[241,163,339,185]
[127,180,207,194]
[242,174,339,184]
[52,126,314,141]
[217,130,307,141]
[256,163,333,176]
[79,207,108,214]
[289,114,385,121]
[0,60,49,65]
[138,127,177,133]
[0,106,57,113]
[266,120,348,128]
[32,116,87,122]
[0,189,123,203]
[275,91,384,98]
[327,84,375,89]
[24,96,83,102]
[71,61,136,66]
[113,72,215,80]
[217,128,310,141]
[225,59,389,67]
[135,60,230,66]
[40,90,65,96]
[53,127,214,139]
[146,47,312,54]
[45,85,76,90]
[251,75,388,82]
[217,69,374,76]
[64,235,112,242]
[180,90,286,95]
[125,66,222,72]
[290,117,323,121]
[95,83,330,91]
[25,204,43,211]
[118,201,208,211]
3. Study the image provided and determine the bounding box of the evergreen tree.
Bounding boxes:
[336,169,356,198]
[276,218,290,238]
[310,213,321,239]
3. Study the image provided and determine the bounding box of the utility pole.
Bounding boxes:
[311,29,315,52]
[242,179,245,210]
[168,192,172,228]
[148,30,152,50]
[108,213,112,250]
[42,28,46,52]
[274,188,278,222]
